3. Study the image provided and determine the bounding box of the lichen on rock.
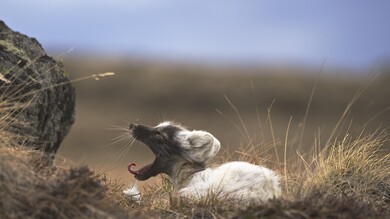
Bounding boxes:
[0,39,30,61]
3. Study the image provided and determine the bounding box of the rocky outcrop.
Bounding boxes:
[0,20,75,155]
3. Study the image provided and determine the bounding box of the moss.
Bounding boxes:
[0,39,29,61]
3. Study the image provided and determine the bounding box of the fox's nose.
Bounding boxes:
[129,123,137,130]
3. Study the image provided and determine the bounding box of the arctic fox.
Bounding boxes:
[125,121,281,204]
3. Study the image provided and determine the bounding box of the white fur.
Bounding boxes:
[175,129,221,163]
[173,126,281,204]
[155,121,172,128]
[179,161,281,204]
[123,184,141,203]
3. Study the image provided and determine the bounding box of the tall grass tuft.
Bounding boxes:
[301,132,389,210]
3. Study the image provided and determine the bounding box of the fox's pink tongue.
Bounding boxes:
[128,162,153,175]
[128,163,139,175]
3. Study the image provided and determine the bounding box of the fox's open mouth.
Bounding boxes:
[127,122,175,181]
[127,138,159,181]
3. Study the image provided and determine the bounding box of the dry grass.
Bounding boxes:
[0,139,142,218]
[300,133,390,210]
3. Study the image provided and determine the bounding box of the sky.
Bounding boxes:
[1,0,390,70]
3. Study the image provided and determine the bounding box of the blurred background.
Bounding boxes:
[1,1,389,183]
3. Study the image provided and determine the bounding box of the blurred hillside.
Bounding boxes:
[58,57,390,181]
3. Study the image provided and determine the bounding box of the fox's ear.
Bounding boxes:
[181,130,220,163]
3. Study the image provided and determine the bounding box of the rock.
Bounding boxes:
[0,20,75,155]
